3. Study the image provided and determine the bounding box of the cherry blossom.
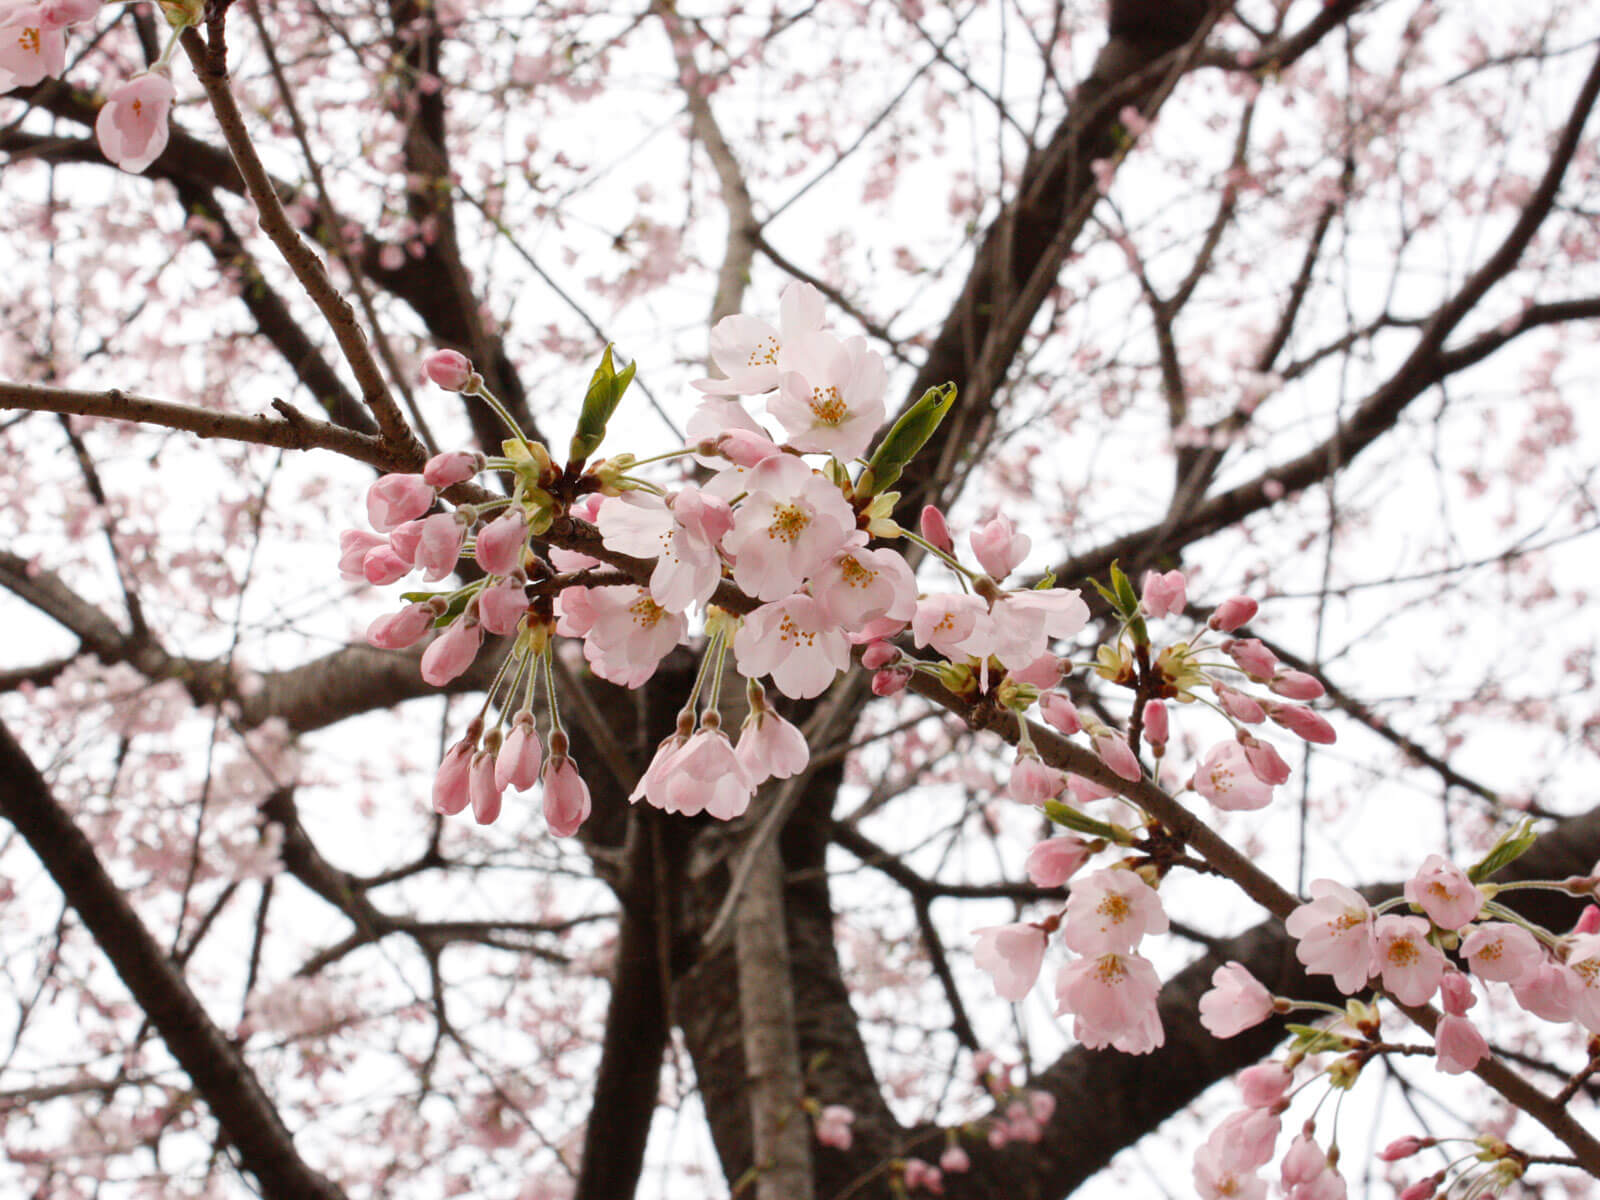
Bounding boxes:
[1024,837,1091,887]
[1284,880,1376,995]
[0,5,65,91]
[1055,951,1164,1054]
[720,454,856,601]
[970,515,1030,581]
[768,332,887,460]
[1194,742,1274,810]
[1061,868,1168,956]
[95,73,176,174]
[695,281,825,396]
[1198,962,1275,1038]
[1373,915,1446,1006]
[973,923,1047,1001]
[1404,855,1483,931]
[1460,922,1543,983]
[732,594,851,700]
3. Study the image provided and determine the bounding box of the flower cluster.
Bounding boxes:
[3,0,184,173]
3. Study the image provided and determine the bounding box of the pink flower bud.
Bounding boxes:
[477,580,528,636]
[1208,595,1257,632]
[541,755,591,837]
[469,751,503,825]
[367,603,435,649]
[1213,683,1265,724]
[1439,968,1477,1016]
[421,348,474,391]
[715,429,781,467]
[919,504,953,553]
[41,0,100,27]
[432,739,474,815]
[1009,653,1063,689]
[1434,1013,1488,1074]
[872,666,911,696]
[362,544,411,586]
[938,1146,970,1174]
[860,640,898,670]
[367,473,434,532]
[1025,837,1091,887]
[1398,1176,1441,1200]
[420,620,482,686]
[1067,773,1114,804]
[95,73,176,174]
[1269,669,1325,701]
[1238,733,1291,785]
[970,515,1030,581]
[1379,1137,1429,1163]
[423,449,483,487]
[1236,1063,1291,1110]
[496,715,543,791]
[387,519,425,565]
[1039,692,1081,735]
[1266,702,1336,744]
[338,530,386,581]
[1142,700,1168,747]
[1009,753,1066,805]
[1575,905,1600,935]
[475,509,527,576]
[415,512,466,581]
[1223,637,1278,680]
[814,1105,854,1151]
[1091,728,1142,782]
[1139,569,1187,618]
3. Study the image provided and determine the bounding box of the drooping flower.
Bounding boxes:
[1199,962,1275,1038]
[973,923,1047,1002]
[735,706,809,784]
[1433,1014,1488,1074]
[559,585,686,688]
[655,727,756,821]
[1024,837,1092,887]
[420,620,482,686]
[367,473,434,532]
[495,713,542,791]
[1054,950,1164,1054]
[541,754,591,837]
[95,73,176,174]
[732,594,851,700]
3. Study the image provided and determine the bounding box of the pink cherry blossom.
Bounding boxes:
[1269,669,1325,701]
[361,543,411,586]
[768,332,887,460]
[960,588,1090,670]
[1213,1108,1281,1172]
[567,586,686,688]
[919,504,953,553]
[423,449,482,487]
[1214,683,1265,724]
[973,923,1047,1001]
[367,603,435,649]
[1139,568,1186,618]
[95,73,176,174]
[541,754,591,837]
[477,580,528,636]
[1379,1137,1429,1162]
[1236,1063,1291,1110]
[414,512,466,580]
[871,667,911,695]
[495,715,542,791]
[688,398,781,471]
[1284,879,1375,995]
[1024,837,1092,887]
[338,530,387,581]
[721,454,856,600]
[599,489,729,614]
[1199,962,1274,1038]
[860,640,897,669]
[1566,933,1600,1032]
[1055,951,1164,1054]
[1439,968,1477,1016]
[1239,734,1290,785]
[1194,741,1274,810]
[814,1104,854,1151]
[1039,692,1082,735]
[1223,637,1279,680]
[938,1145,970,1174]
[1193,1140,1267,1200]
[469,751,503,825]
[1062,869,1168,955]
[1208,595,1258,632]
[695,281,825,395]
[733,594,851,700]
[1460,921,1543,984]
[40,0,100,27]
[420,620,482,686]
[1009,653,1063,689]
[735,707,809,783]
[1008,752,1066,805]
[474,509,527,576]
[1089,727,1141,782]
[1404,855,1482,931]
[970,515,1030,581]
[1266,702,1337,745]
[1434,1014,1488,1074]
[0,6,66,91]
[367,473,434,532]
[629,731,692,811]
[1511,960,1578,1023]
[1373,915,1445,1006]
[432,738,474,816]
[421,349,474,391]
[1066,773,1115,804]
[810,539,917,631]
[902,1158,943,1195]
[1142,700,1168,748]
[657,728,756,820]
[1280,1132,1342,1197]
[912,593,986,659]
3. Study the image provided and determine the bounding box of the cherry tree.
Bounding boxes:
[3,0,1600,1198]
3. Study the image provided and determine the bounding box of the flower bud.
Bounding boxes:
[1208,595,1257,632]
[421,349,475,391]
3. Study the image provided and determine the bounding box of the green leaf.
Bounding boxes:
[568,345,636,465]
[1467,818,1538,883]
[1043,801,1120,840]
[862,382,957,495]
